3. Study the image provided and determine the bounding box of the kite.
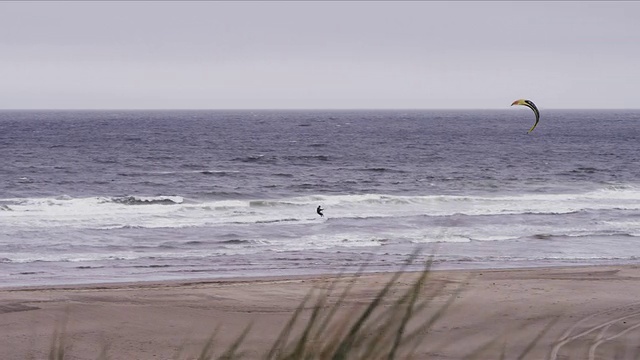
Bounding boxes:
[511,99,540,133]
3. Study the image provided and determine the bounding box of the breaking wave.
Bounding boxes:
[111,195,183,205]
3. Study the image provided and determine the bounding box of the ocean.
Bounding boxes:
[1,109,639,287]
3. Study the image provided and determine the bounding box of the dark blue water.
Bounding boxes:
[1,110,639,287]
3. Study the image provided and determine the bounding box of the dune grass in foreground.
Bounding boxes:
[47,256,552,360]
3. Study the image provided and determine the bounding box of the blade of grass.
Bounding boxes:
[311,266,376,357]
[330,252,422,360]
[516,317,559,360]
[358,261,434,359]
[330,271,403,359]
[403,278,467,358]
[387,259,432,360]
[281,289,326,359]
[217,323,252,360]
[313,271,362,337]
[265,290,314,359]
[173,327,198,360]
[300,270,377,358]
[196,325,220,360]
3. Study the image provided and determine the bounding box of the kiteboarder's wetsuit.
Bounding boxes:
[316,206,324,217]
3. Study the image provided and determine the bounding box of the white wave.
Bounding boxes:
[600,220,640,237]
[111,195,184,205]
[3,253,143,263]
[2,247,240,264]
[0,195,188,230]
[1,186,639,231]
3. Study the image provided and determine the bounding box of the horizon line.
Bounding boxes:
[1,107,639,111]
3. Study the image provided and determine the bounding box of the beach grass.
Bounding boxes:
[46,254,563,359]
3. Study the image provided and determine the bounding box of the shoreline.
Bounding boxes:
[3,264,640,359]
[4,259,633,291]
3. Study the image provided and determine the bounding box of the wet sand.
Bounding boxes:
[2,265,640,359]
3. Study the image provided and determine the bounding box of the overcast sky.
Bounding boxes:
[1,1,638,110]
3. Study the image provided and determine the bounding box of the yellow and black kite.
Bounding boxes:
[511,99,540,133]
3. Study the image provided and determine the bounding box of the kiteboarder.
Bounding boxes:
[316,205,324,217]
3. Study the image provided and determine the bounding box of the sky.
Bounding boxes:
[1,1,639,110]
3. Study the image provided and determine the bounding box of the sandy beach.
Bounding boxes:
[2,265,640,359]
